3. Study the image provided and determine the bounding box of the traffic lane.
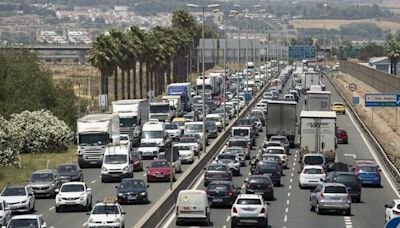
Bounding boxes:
[323,76,398,228]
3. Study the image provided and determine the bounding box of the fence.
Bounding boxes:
[339,61,400,93]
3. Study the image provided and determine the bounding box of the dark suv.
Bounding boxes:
[325,171,362,203]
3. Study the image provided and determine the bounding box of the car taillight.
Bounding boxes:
[357,182,362,189]
[227,192,233,196]
[232,207,238,213]
[393,210,400,215]
[347,193,351,201]
[246,183,250,188]
[376,169,381,176]
[320,192,324,199]
[260,208,265,214]
[267,184,272,189]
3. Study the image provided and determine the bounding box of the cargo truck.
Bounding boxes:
[167,83,193,112]
[266,100,297,147]
[299,111,337,165]
[112,99,149,146]
[77,114,120,168]
[149,102,175,122]
[302,72,321,92]
[305,91,331,111]
[162,95,184,117]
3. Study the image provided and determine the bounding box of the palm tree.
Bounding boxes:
[128,26,146,98]
[385,34,400,75]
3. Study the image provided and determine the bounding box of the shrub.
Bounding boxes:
[0,116,20,167]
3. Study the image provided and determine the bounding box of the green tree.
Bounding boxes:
[385,34,400,75]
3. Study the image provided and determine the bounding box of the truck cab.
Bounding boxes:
[150,102,175,122]
[101,145,134,183]
[141,120,171,152]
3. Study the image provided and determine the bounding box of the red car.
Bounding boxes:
[213,96,224,107]
[336,128,348,144]
[146,159,175,182]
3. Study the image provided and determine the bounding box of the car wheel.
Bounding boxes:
[231,221,238,228]
[30,202,35,213]
[101,177,107,183]
[55,206,61,213]
[345,209,351,216]
[316,204,322,214]
[310,202,315,211]
[299,183,303,189]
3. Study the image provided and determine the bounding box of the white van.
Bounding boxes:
[176,190,211,226]
[184,122,208,145]
[205,114,223,131]
[142,120,171,151]
[101,145,133,182]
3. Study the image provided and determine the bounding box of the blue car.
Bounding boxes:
[354,162,381,187]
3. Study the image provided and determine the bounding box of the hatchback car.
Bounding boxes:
[310,183,351,215]
[254,161,281,186]
[352,161,381,187]
[331,102,345,114]
[204,164,232,187]
[165,123,182,140]
[5,214,47,228]
[131,152,144,171]
[146,159,175,183]
[301,154,326,171]
[269,135,290,153]
[325,171,362,203]
[299,165,326,189]
[28,169,61,198]
[87,199,125,228]
[205,121,218,138]
[227,138,251,159]
[224,147,246,166]
[385,199,400,223]
[1,186,35,214]
[206,181,241,207]
[57,163,83,183]
[245,175,274,200]
[214,154,241,176]
[336,128,348,144]
[231,194,269,227]
[116,178,149,204]
[261,154,283,175]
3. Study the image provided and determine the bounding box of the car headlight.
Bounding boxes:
[57,195,62,201]
[140,192,147,196]
[102,167,108,172]
[51,183,55,187]
[88,218,94,223]
[123,166,129,172]
[117,193,124,196]
[21,200,27,204]
[113,218,121,223]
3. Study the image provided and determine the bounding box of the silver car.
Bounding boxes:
[28,169,61,198]
[309,183,351,215]
[203,164,232,187]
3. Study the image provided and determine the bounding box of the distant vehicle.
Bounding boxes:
[101,145,134,183]
[331,102,345,114]
[301,154,326,171]
[179,135,200,155]
[244,175,274,200]
[310,183,351,215]
[325,171,362,203]
[206,181,241,207]
[385,199,400,223]
[298,165,326,189]
[264,146,288,169]
[261,154,283,175]
[146,159,175,183]
[87,199,126,228]
[57,163,83,183]
[164,123,182,140]
[231,194,269,227]
[214,154,241,176]
[227,138,250,159]
[119,134,132,149]
[28,169,61,198]
[224,147,246,166]
[204,163,232,187]
[185,122,208,146]
[254,161,281,186]
[1,186,35,213]
[55,182,92,212]
[351,160,381,187]
[205,121,218,138]
[116,178,149,204]
[5,214,47,228]
[171,117,186,131]
[336,128,348,144]
[176,190,211,226]
[137,140,160,159]
[269,135,290,154]
[173,143,195,164]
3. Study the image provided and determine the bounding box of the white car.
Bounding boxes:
[255,103,268,113]
[299,165,326,189]
[385,199,400,223]
[5,214,47,228]
[264,146,288,168]
[137,140,160,158]
[214,154,241,176]
[223,147,245,166]
[119,134,131,149]
[1,186,35,213]
[205,114,223,131]
[231,194,269,227]
[55,182,92,212]
[165,123,182,140]
[0,199,11,226]
[174,143,195,164]
[87,199,125,228]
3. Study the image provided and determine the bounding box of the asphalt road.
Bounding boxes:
[160,73,400,228]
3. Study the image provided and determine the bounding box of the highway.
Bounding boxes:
[160,74,400,228]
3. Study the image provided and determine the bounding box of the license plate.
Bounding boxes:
[156,174,164,178]
[87,156,100,159]
[241,219,256,223]
[111,174,120,177]
[65,201,75,205]
[331,197,340,201]
[128,196,137,200]
[363,181,372,184]
[213,198,223,202]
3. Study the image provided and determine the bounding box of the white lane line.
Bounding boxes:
[192,172,205,190]
[294,153,297,158]
[222,226,226,228]
[286,199,290,205]
[344,153,357,158]
[288,192,291,197]
[285,207,288,213]
[346,107,400,198]
[248,172,251,176]
[226,216,230,222]
[344,216,353,228]
[49,206,54,211]
[292,161,296,166]
[82,222,88,227]
[291,172,294,177]
[289,178,293,183]
[284,214,288,222]
[241,184,246,189]
[289,185,292,190]
[292,166,295,171]
[162,212,176,228]
[90,180,96,184]
[143,173,147,177]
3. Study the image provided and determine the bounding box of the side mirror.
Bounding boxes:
[55,189,59,193]
[86,212,91,215]
[320,178,325,182]
[385,204,390,208]
[266,202,271,205]
[122,211,126,214]
[115,186,119,189]
[146,166,149,169]
[87,188,92,192]
[147,185,150,188]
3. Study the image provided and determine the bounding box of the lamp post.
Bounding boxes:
[323,3,327,71]
[231,6,241,118]
[187,3,220,160]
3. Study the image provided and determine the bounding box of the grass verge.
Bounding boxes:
[0,145,77,190]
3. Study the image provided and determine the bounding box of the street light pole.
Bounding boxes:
[231,6,241,118]
[323,3,327,70]
[223,10,227,131]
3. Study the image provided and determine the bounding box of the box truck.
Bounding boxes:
[305,91,331,111]
[266,100,297,147]
[167,83,193,112]
[162,95,184,117]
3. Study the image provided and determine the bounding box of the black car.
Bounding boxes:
[57,163,83,183]
[116,178,149,204]
[325,171,362,203]
[328,162,349,172]
[245,175,274,200]
[206,181,241,207]
[206,101,217,111]
[206,121,218,138]
[254,161,281,186]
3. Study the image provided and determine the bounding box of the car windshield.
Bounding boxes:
[359,166,377,172]
[78,133,109,146]
[142,131,163,139]
[236,199,262,205]
[2,187,26,196]
[57,165,78,174]
[257,162,277,170]
[324,186,347,193]
[31,173,53,182]
[131,153,140,160]
[271,137,287,144]
[267,149,284,154]
[120,117,136,128]
[8,219,38,228]
[120,135,129,141]
[119,180,145,189]
[206,117,219,122]
[304,168,323,174]
[208,184,229,191]
[207,165,228,171]
[165,124,178,130]
[226,148,242,154]
[233,129,249,136]
[140,142,158,147]
[61,184,84,192]
[180,137,197,143]
[228,140,247,147]
[150,161,169,168]
[335,174,357,183]
[218,154,236,160]
[175,145,191,151]
[185,124,203,132]
[91,205,119,215]
[264,142,280,148]
[304,156,324,165]
[206,122,217,129]
[150,105,169,113]
[104,155,127,164]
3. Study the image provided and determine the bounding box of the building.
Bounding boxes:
[368,56,400,75]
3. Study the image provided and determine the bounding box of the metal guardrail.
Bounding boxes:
[325,72,400,184]
[134,75,277,228]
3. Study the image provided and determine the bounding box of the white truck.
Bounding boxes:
[299,111,337,165]
[162,95,183,117]
[302,72,321,92]
[112,99,149,146]
[305,91,332,111]
[196,76,220,97]
[141,120,172,152]
[149,102,175,122]
[77,114,120,168]
[266,100,297,147]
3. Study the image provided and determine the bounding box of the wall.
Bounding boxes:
[339,61,400,93]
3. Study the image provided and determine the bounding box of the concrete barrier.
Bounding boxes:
[134,74,277,228]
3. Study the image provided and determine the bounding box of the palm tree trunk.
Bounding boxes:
[166,62,171,85]
[100,70,105,94]
[114,67,118,101]
[121,68,125,99]
[133,61,137,99]
[105,71,109,98]
[153,71,157,97]
[173,58,178,83]
[139,61,143,98]
[146,62,150,96]
[127,66,131,99]
[160,66,164,95]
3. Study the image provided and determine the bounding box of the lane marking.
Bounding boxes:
[241,184,246,189]
[291,173,294,177]
[289,185,292,190]
[344,153,357,158]
[289,178,293,183]
[90,180,96,184]
[292,166,295,171]
[49,206,54,211]
[82,222,88,227]
[286,199,290,205]
[223,226,226,228]
[226,216,230,222]
[192,172,205,190]
[346,107,400,198]
[344,216,353,228]
[143,173,147,177]
[284,214,288,222]
[288,192,291,197]
[285,207,288,213]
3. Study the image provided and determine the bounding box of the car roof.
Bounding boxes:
[249,175,271,179]
[226,146,244,150]
[33,169,54,174]
[322,182,347,187]
[266,146,285,150]
[62,181,85,186]
[271,135,287,139]
[304,154,324,157]
[10,214,41,219]
[229,137,247,141]
[237,194,263,199]
[303,165,324,169]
